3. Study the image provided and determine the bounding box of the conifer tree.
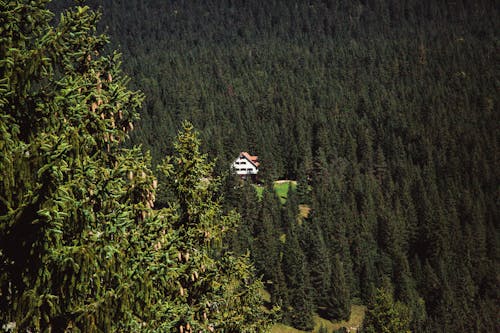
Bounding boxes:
[295,168,311,205]
[323,254,351,321]
[304,225,331,307]
[281,223,314,331]
[158,122,273,332]
[252,187,283,286]
[0,2,148,330]
[362,287,411,333]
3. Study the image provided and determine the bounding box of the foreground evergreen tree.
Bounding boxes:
[0,1,147,330]
[158,122,274,332]
[0,2,271,331]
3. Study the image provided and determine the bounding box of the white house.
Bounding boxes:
[232,152,260,178]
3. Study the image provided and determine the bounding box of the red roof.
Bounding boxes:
[241,152,260,168]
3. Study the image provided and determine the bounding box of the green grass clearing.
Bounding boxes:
[254,180,297,204]
[270,305,366,333]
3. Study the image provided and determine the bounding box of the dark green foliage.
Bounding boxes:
[0,2,147,330]
[0,2,272,331]
[362,287,411,333]
[158,122,275,332]
[333,328,348,333]
[281,221,314,330]
[46,0,500,330]
[323,255,351,321]
[252,187,286,305]
[318,325,329,333]
[304,225,333,314]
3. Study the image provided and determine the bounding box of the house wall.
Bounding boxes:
[232,156,258,175]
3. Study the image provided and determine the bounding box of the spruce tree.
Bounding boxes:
[323,254,351,321]
[362,288,411,333]
[0,2,148,330]
[304,225,331,308]
[281,224,314,331]
[252,187,283,294]
[158,122,274,332]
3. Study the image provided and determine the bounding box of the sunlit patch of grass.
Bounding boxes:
[253,180,296,204]
[313,305,366,332]
[274,180,296,203]
[270,305,366,333]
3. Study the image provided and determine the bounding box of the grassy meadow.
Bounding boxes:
[271,305,366,333]
[254,180,297,204]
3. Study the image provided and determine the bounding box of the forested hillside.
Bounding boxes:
[51,0,498,332]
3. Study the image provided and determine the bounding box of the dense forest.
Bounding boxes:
[78,0,497,331]
[2,0,498,332]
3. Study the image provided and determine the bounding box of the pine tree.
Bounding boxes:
[252,186,283,284]
[281,222,314,331]
[362,287,411,333]
[295,167,311,205]
[0,2,148,330]
[323,254,351,321]
[158,122,274,332]
[304,224,331,306]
